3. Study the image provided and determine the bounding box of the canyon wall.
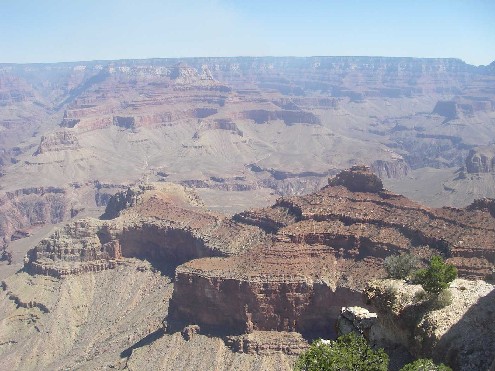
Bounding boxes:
[0,187,81,242]
[168,266,363,338]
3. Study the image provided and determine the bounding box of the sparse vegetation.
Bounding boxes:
[294,332,389,371]
[414,255,457,295]
[400,358,452,371]
[430,288,453,309]
[413,286,453,310]
[384,252,419,279]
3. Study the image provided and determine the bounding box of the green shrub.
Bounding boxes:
[413,287,452,309]
[294,332,389,371]
[430,289,453,309]
[400,358,452,371]
[413,289,428,303]
[414,255,457,295]
[384,252,418,279]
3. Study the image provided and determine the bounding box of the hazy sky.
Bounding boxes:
[1,0,494,65]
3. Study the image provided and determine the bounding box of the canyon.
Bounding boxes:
[1,167,493,370]
[0,56,494,370]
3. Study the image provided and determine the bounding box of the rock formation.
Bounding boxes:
[25,183,267,278]
[0,187,81,242]
[1,56,495,370]
[33,131,80,155]
[465,146,495,173]
[21,168,495,341]
[432,101,459,122]
[1,56,494,212]
[168,167,494,339]
[365,279,495,371]
[0,167,493,370]
[328,165,383,192]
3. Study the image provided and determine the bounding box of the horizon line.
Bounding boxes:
[1,55,493,67]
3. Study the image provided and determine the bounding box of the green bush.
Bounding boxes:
[413,287,453,310]
[430,289,453,309]
[400,358,452,371]
[384,252,419,279]
[414,255,457,295]
[294,332,389,371]
[413,288,428,303]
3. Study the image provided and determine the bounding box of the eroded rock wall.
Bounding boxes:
[0,187,80,242]
[168,265,363,337]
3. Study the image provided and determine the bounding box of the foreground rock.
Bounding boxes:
[365,279,495,371]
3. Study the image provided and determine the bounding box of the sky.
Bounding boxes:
[0,0,494,65]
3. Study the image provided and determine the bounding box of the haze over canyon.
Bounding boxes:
[0,56,494,370]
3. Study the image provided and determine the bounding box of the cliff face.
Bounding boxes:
[25,183,267,277]
[100,184,151,220]
[371,159,410,179]
[168,265,363,337]
[0,187,81,242]
[165,167,494,339]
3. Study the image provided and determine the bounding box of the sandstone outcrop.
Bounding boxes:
[224,331,308,355]
[192,119,243,139]
[337,306,377,338]
[100,184,151,219]
[328,165,383,192]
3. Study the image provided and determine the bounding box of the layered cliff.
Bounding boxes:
[33,131,80,155]
[25,183,267,277]
[2,56,494,207]
[167,167,494,340]
[0,187,81,242]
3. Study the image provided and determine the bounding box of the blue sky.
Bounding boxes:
[1,0,494,65]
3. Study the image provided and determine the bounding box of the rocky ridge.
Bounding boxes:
[33,131,80,155]
[1,167,494,370]
[22,167,495,340]
[25,183,267,278]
